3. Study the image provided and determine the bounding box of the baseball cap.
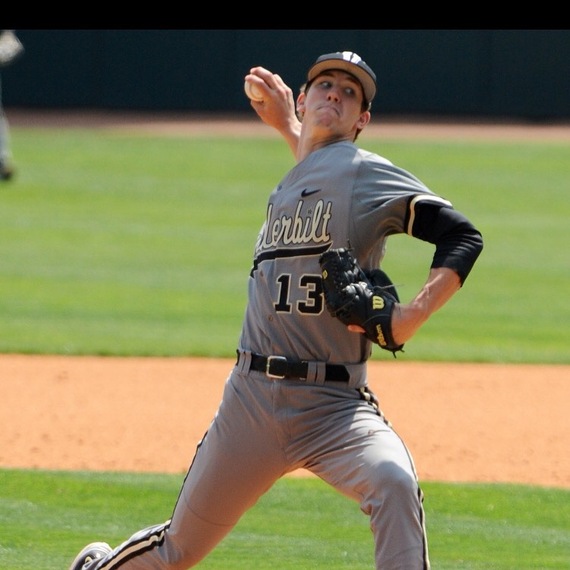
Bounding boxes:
[307,51,377,103]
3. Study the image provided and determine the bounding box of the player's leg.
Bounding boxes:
[302,385,429,570]
[72,368,288,570]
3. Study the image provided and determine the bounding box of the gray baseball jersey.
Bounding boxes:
[239,140,450,364]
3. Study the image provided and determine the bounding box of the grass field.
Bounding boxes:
[1,469,569,570]
[1,122,569,569]
[0,126,568,362]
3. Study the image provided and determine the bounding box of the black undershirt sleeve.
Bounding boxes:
[409,201,484,285]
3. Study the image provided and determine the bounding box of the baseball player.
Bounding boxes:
[69,51,483,570]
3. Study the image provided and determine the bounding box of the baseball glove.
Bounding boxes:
[319,247,404,356]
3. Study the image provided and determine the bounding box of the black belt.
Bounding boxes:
[245,352,349,383]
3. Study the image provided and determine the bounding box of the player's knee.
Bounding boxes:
[366,461,420,512]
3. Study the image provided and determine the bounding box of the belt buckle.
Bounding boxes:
[266,355,288,379]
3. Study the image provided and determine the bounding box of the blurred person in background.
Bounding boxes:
[0,30,24,181]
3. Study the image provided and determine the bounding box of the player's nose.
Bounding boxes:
[327,88,341,102]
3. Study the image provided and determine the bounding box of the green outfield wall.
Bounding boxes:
[3,29,569,120]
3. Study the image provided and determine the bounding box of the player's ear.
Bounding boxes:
[356,110,371,130]
[296,92,306,120]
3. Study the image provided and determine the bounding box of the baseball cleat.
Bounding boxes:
[68,541,112,570]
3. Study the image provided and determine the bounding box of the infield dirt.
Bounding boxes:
[1,355,568,489]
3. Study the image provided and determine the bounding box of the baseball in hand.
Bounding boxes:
[244,80,264,102]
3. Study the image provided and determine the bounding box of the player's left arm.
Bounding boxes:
[388,267,461,345]
[388,201,484,345]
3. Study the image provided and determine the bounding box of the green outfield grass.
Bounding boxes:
[0,468,568,570]
[1,126,568,362]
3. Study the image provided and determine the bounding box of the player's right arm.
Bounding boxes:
[245,66,301,158]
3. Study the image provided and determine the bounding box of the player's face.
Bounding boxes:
[298,70,370,139]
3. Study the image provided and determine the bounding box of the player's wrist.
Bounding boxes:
[392,302,426,344]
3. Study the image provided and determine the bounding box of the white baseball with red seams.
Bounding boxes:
[244,80,264,102]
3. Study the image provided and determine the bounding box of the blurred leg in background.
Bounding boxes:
[0,75,15,181]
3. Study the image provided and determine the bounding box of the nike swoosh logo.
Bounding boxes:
[301,188,321,197]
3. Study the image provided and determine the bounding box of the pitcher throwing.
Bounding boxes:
[69,50,483,570]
